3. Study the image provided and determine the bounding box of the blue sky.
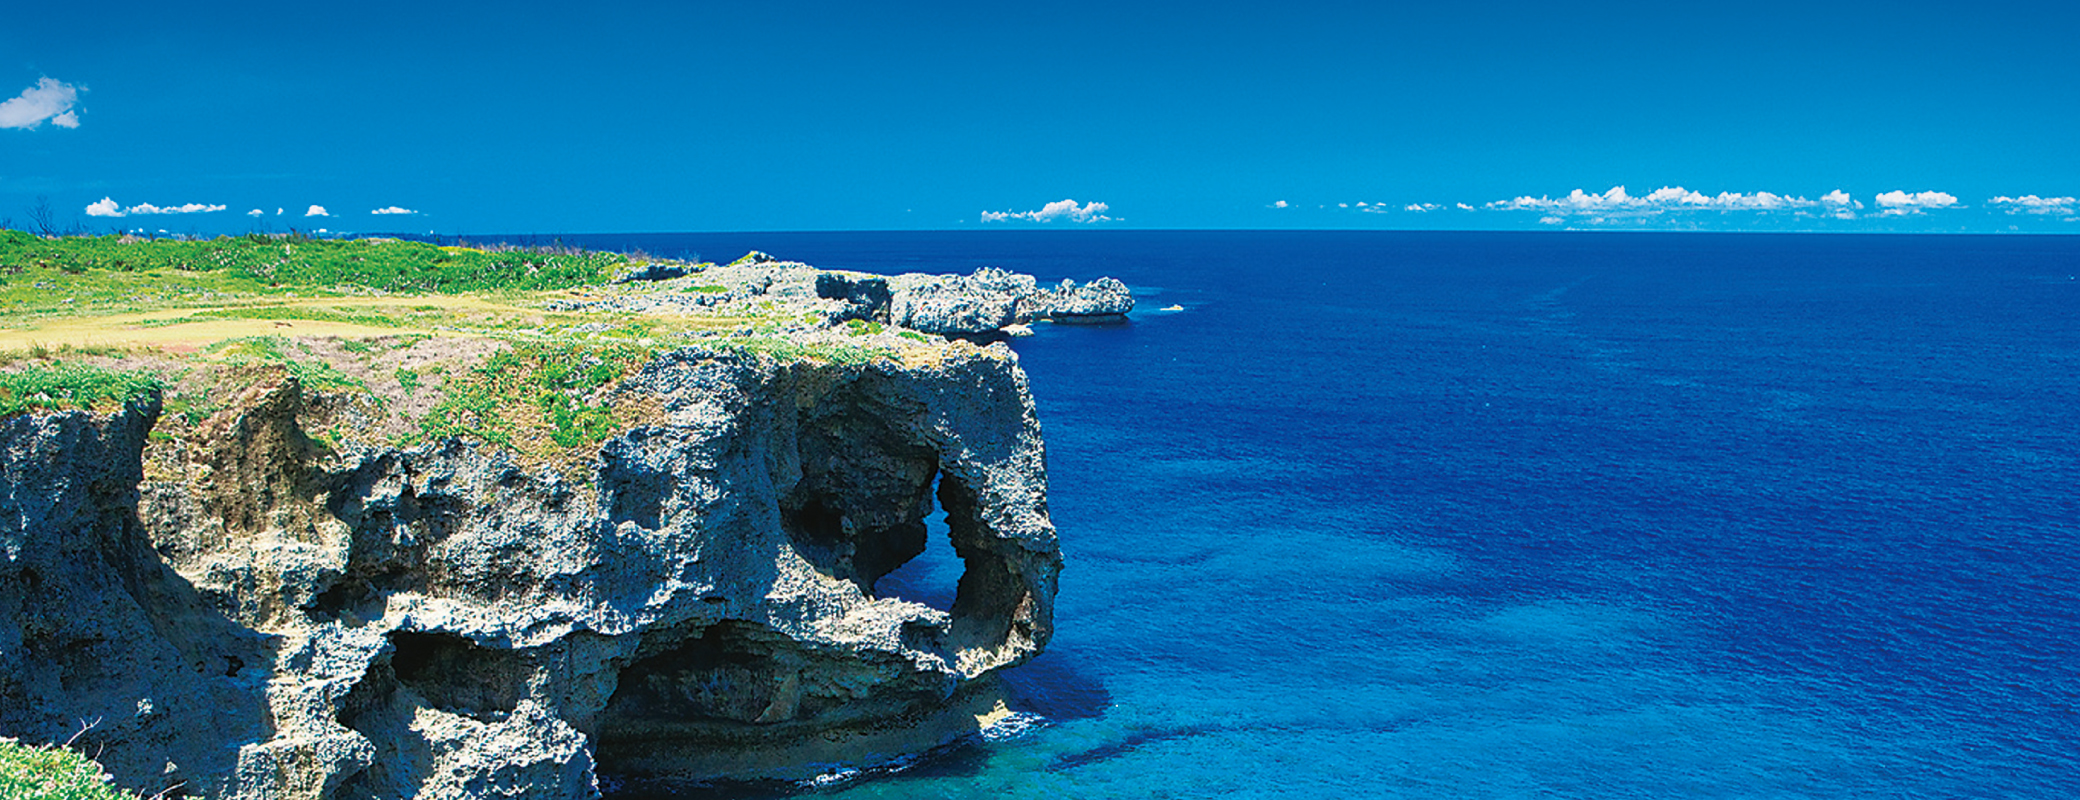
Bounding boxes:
[3,1,2076,234]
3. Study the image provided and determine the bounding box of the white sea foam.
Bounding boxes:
[980,710,1050,742]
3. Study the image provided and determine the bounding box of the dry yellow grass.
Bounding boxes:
[0,295,536,351]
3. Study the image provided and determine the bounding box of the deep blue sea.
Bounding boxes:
[561,230,2079,798]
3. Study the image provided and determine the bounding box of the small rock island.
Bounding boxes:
[0,234,1132,798]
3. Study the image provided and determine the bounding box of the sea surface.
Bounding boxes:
[558,230,2079,798]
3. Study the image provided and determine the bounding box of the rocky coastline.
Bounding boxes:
[0,243,1133,799]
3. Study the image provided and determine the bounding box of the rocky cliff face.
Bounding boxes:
[0,342,1060,799]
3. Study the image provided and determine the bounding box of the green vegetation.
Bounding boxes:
[0,232,949,457]
[719,335,891,367]
[0,231,632,294]
[205,336,367,393]
[0,738,140,800]
[416,341,653,457]
[0,361,160,417]
[182,304,403,328]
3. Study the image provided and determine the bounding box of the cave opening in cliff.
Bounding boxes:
[778,395,949,602]
[870,473,962,612]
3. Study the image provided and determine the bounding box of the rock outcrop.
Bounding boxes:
[552,259,1132,339]
[887,268,1036,336]
[888,268,1134,335]
[1017,277,1135,322]
[0,342,1060,799]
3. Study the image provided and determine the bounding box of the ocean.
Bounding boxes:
[555,230,2079,798]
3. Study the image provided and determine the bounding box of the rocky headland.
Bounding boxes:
[0,236,1132,798]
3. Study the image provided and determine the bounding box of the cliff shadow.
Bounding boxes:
[0,404,276,798]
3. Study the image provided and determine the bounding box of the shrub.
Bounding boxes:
[0,362,161,417]
[0,738,140,800]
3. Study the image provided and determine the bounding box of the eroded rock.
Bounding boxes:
[0,342,1060,798]
[1018,277,1135,322]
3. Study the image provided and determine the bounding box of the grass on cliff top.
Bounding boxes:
[0,229,631,294]
[410,339,659,465]
[0,231,944,462]
[0,738,141,800]
[0,360,161,416]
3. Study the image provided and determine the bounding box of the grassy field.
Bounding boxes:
[0,231,935,465]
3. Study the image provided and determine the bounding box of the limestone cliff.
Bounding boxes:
[0,342,1060,798]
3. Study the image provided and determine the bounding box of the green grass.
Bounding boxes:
[719,336,891,367]
[0,738,140,800]
[183,305,403,327]
[0,232,636,296]
[0,361,161,416]
[415,340,654,455]
[204,336,367,393]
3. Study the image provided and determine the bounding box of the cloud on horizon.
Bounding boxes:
[1487,185,1846,215]
[84,197,228,217]
[1988,195,2075,215]
[981,198,1113,223]
[0,78,81,130]
[370,206,419,215]
[1875,190,1960,216]
[305,205,331,217]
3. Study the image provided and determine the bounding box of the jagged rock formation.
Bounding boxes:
[612,263,688,283]
[0,342,1060,799]
[554,260,1132,338]
[887,268,1037,336]
[1017,277,1135,322]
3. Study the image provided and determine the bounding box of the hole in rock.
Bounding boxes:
[595,621,953,779]
[600,622,803,727]
[872,488,960,612]
[776,403,940,597]
[386,631,528,721]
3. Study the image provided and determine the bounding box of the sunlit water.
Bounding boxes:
[557,230,2080,798]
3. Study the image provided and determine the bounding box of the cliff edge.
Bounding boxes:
[2,344,1056,798]
[0,237,1122,798]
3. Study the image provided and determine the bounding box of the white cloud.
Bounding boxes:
[128,202,227,215]
[83,197,227,217]
[981,198,1112,223]
[370,206,419,215]
[1874,190,1959,216]
[1875,190,1959,208]
[247,208,265,217]
[0,77,81,130]
[1456,203,1475,211]
[1488,185,1836,216]
[1988,195,2077,215]
[1272,200,1290,209]
[1404,203,1441,212]
[305,205,331,217]
[1538,216,1565,225]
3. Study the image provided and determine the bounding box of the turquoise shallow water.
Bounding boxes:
[562,231,2079,798]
